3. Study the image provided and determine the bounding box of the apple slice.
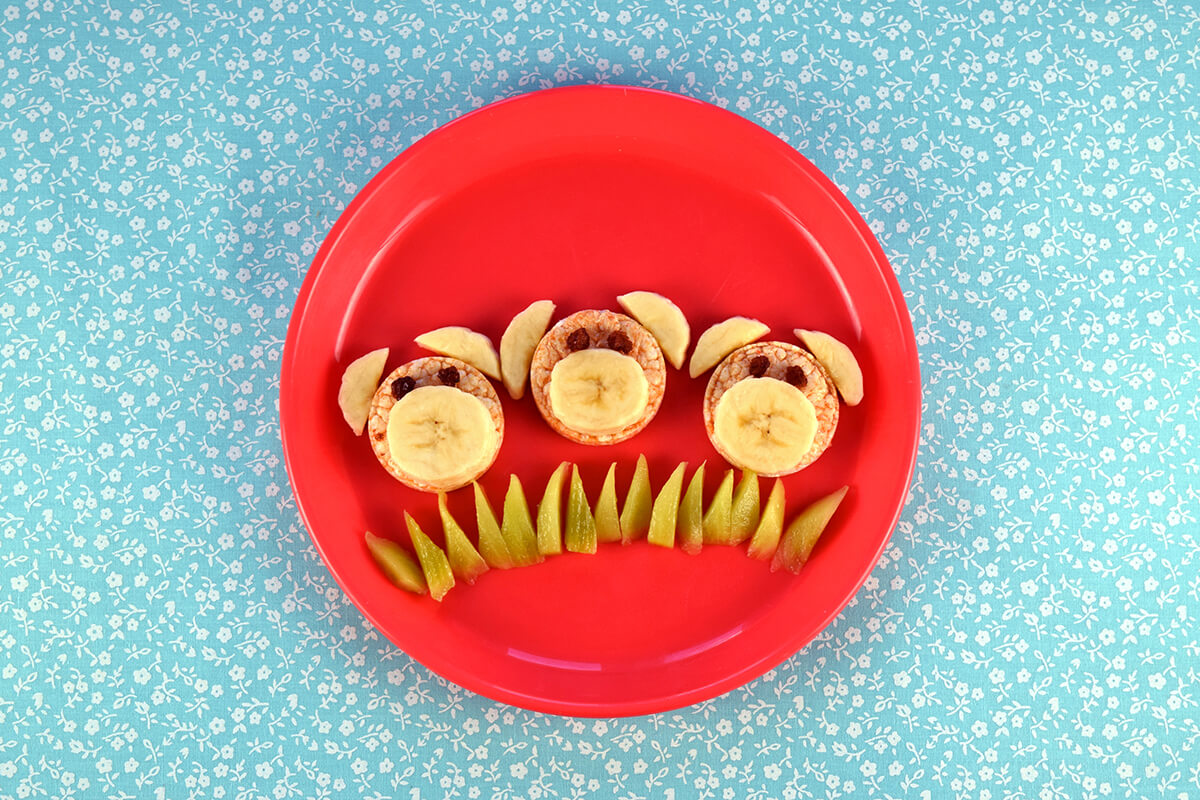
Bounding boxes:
[617,291,690,370]
[438,493,488,583]
[565,464,597,554]
[500,300,556,399]
[619,454,651,544]
[701,469,734,544]
[473,482,514,569]
[729,469,760,545]
[338,348,388,435]
[647,462,687,548]
[415,326,502,380]
[404,512,455,601]
[688,317,769,378]
[772,486,849,573]
[795,329,864,406]
[678,462,706,555]
[746,478,786,559]
[365,532,427,594]
[594,463,622,543]
[502,475,542,566]
[536,462,568,556]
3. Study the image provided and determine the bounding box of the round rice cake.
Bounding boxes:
[703,341,839,475]
[367,357,504,492]
[530,309,666,445]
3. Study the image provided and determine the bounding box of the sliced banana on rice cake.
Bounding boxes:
[367,357,504,492]
[530,309,666,445]
[703,341,839,476]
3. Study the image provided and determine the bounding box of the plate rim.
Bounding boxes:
[280,84,921,717]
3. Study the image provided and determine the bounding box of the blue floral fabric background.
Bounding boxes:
[2,0,1197,798]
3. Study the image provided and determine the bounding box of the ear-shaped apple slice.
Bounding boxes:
[338,348,388,434]
[415,327,501,380]
[500,300,555,399]
[688,317,769,378]
[794,329,863,406]
[617,291,690,370]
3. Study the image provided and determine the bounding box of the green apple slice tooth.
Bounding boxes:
[473,482,515,569]
[536,462,568,557]
[619,454,652,544]
[565,464,598,554]
[500,299,556,399]
[365,531,427,595]
[688,317,769,378]
[794,329,864,406]
[415,326,502,380]
[729,469,760,545]
[746,478,786,560]
[702,468,734,544]
[677,462,706,555]
[438,493,488,583]
[647,462,687,548]
[772,486,849,574]
[594,463,622,543]
[338,348,389,435]
[617,291,690,370]
[404,512,455,601]
[501,475,543,566]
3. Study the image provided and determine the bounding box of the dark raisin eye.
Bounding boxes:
[566,328,590,351]
[437,367,460,386]
[605,331,633,354]
[784,365,807,388]
[748,356,770,377]
[392,376,416,399]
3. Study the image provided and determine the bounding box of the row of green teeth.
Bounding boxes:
[366,457,848,601]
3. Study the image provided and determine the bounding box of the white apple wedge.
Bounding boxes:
[688,317,769,378]
[499,300,555,399]
[414,326,502,380]
[617,291,690,370]
[337,348,388,435]
[794,329,864,406]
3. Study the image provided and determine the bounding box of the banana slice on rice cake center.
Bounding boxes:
[531,309,666,445]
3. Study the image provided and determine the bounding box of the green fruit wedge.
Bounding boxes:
[746,479,786,560]
[678,462,706,555]
[473,482,515,569]
[702,469,734,544]
[729,469,760,545]
[565,464,597,554]
[772,486,849,574]
[619,454,652,544]
[595,463,622,543]
[536,462,568,557]
[403,513,455,601]
[647,462,687,548]
[365,531,427,595]
[438,494,488,583]
[502,474,542,566]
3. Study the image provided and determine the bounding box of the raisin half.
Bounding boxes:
[784,365,808,388]
[566,328,590,351]
[392,376,416,399]
[437,367,460,386]
[605,331,633,354]
[748,356,770,377]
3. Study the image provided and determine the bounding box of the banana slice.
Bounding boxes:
[500,300,555,399]
[415,326,501,380]
[617,291,690,370]
[712,377,817,476]
[794,329,864,406]
[337,347,388,435]
[548,349,650,435]
[387,385,498,486]
[689,317,769,378]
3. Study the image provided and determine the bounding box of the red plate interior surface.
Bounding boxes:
[281,86,920,716]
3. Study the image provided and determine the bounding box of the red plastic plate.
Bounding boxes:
[281,86,920,716]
